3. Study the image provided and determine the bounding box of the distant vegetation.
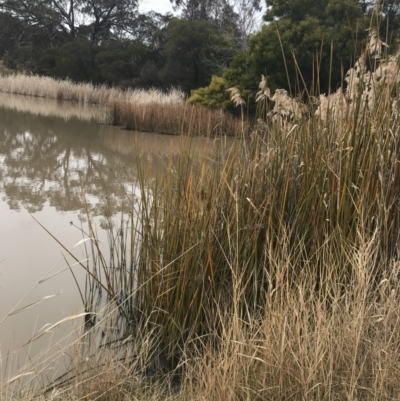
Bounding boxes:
[0,73,243,136]
[0,0,262,98]
[2,0,399,114]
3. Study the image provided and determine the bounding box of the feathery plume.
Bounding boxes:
[226,87,246,107]
[256,75,271,102]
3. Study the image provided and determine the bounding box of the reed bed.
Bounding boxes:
[106,100,244,136]
[0,74,242,136]
[5,78,399,399]
[0,74,185,106]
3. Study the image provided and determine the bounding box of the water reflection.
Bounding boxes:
[0,96,224,217]
[0,92,104,122]
[0,106,132,216]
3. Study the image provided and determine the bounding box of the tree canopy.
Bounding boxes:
[0,0,139,42]
[189,0,400,110]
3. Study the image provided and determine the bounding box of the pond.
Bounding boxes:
[0,93,228,382]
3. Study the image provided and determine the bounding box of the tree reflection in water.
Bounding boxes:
[0,104,140,217]
[0,93,229,219]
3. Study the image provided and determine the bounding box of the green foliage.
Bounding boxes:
[246,1,369,95]
[259,0,400,94]
[37,39,97,82]
[158,18,225,93]
[0,12,19,57]
[187,75,232,110]
[194,0,386,110]
[95,40,149,87]
[188,51,259,111]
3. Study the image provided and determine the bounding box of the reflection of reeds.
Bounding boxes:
[0,92,104,122]
[100,128,234,157]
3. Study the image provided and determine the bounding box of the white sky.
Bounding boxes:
[139,0,265,28]
[139,0,176,14]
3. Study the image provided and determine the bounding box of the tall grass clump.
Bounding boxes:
[19,81,400,398]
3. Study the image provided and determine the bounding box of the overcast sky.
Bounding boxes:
[139,0,265,28]
[139,0,176,14]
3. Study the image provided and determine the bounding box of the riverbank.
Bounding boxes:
[0,74,243,136]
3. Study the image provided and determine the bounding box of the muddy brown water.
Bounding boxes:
[0,93,231,383]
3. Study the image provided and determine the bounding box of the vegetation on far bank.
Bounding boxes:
[2,0,400,114]
[0,73,243,136]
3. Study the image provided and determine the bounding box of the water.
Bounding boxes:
[0,93,228,383]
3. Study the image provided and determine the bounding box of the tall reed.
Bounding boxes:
[42,74,400,378]
[0,74,184,106]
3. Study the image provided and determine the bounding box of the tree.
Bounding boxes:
[95,39,150,87]
[159,18,224,92]
[79,0,139,42]
[189,0,398,111]
[0,11,23,55]
[0,0,139,43]
[0,0,76,42]
[169,0,262,75]
[37,38,97,81]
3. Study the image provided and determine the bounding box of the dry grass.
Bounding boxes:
[106,100,244,136]
[0,74,185,106]
[4,230,400,401]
